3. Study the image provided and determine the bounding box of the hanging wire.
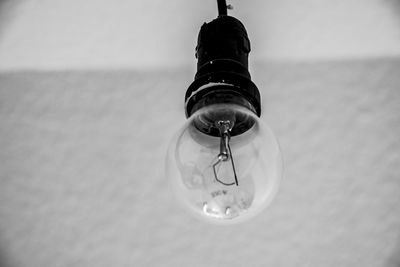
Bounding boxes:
[217,0,228,16]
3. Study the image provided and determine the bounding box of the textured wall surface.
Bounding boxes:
[0,60,399,267]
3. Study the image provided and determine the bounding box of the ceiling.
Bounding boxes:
[0,0,399,70]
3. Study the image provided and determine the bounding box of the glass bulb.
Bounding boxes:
[166,104,282,224]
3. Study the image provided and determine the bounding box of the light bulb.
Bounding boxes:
[167,104,282,224]
[166,3,283,223]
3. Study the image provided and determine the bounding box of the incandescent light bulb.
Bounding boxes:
[166,1,283,224]
[167,104,282,224]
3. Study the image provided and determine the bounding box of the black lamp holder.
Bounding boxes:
[185,0,261,137]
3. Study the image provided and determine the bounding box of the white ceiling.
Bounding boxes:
[0,0,399,71]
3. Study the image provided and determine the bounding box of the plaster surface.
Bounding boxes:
[0,60,399,267]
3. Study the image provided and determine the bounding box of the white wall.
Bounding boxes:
[0,61,399,267]
[0,0,399,70]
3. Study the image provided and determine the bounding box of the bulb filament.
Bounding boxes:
[212,121,239,186]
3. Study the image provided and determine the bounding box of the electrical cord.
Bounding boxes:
[217,0,228,16]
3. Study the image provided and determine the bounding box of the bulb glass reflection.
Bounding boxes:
[167,104,282,224]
